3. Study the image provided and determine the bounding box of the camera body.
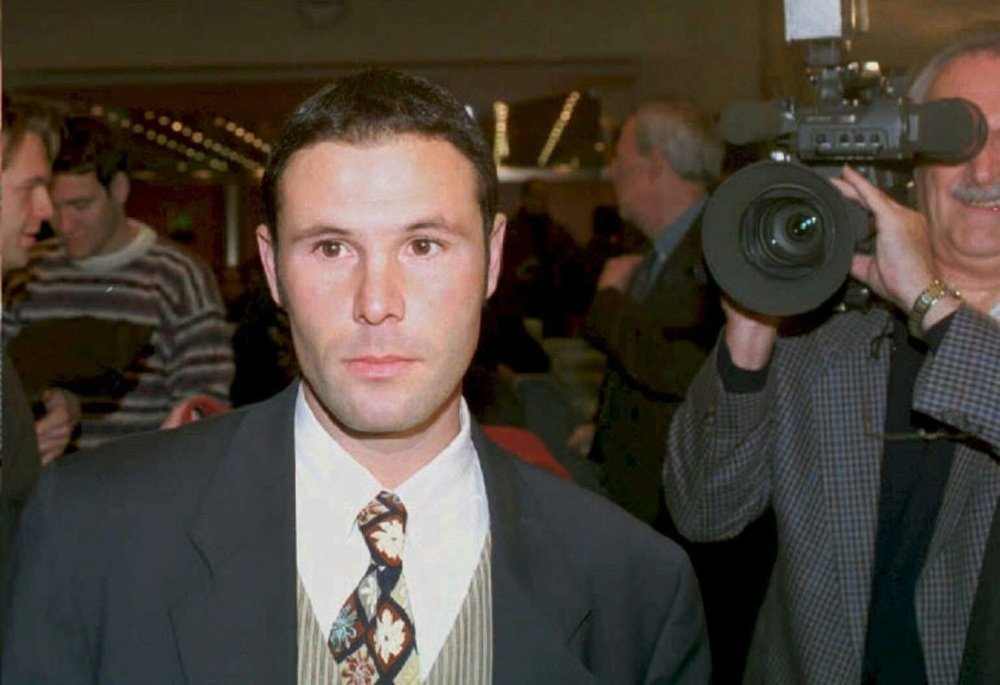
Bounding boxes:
[702,14,987,316]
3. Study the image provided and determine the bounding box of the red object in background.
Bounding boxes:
[176,395,229,424]
[481,425,572,481]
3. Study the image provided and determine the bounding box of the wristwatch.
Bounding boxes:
[908,278,961,340]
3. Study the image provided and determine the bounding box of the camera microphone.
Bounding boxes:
[720,101,793,146]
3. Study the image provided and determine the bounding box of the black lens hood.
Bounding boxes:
[703,161,860,316]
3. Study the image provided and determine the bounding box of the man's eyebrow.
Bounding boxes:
[292,218,462,239]
[19,174,51,187]
[292,224,352,240]
[403,217,460,233]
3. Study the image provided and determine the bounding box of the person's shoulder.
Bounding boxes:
[505,451,691,573]
[47,407,247,501]
[774,301,891,365]
[13,238,67,276]
[148,233,214,275]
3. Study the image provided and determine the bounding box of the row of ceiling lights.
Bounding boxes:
[89,104,267,176]
[88,89,585,178]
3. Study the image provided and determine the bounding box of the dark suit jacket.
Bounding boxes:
[584,218,775,684]
[2,384,709,684]
[1,347,40,573]
[584,218,722,526]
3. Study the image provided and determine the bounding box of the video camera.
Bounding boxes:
[702,0,988,316]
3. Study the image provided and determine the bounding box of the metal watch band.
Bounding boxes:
[908,278,961,340]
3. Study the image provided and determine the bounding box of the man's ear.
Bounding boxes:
[256,224,283,308]
[485,213,506,299]
[109,171,130,205]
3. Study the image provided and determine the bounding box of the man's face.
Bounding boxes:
[917,52,1000,268]
[1,132,53,272]
[50,171,127,259]
[609,117,656,234]
[257,135,504,441]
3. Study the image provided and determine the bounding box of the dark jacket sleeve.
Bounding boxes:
[643,549,713,684]
[2,467,95,684]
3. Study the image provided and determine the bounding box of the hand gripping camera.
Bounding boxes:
[702,0,987,316]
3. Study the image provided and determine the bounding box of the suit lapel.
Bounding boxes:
[814,308,891,659]
[643,218,707,304]
[170,385,299,685]
[473,426,599,683]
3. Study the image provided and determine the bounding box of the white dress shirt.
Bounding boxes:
[294,386,489,678]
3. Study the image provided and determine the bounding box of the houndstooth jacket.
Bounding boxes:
[665,303,1000,684]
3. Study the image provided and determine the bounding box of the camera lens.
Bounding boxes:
[749,198,827,270]
[787,213,819,240]
[702,161,864,316]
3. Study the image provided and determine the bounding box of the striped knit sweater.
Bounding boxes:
[3,221,234,451]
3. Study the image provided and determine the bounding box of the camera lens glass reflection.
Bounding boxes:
[749,198,827,270]
[787,213,819,240]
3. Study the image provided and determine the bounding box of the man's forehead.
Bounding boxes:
[928,51,1000,100]
[52,171,103,193]
[5,132,49,177]
[277,135,480,211]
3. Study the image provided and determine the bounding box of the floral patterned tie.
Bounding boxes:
[328,491,420,684]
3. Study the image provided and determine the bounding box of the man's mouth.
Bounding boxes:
[344,355,416,379]
[952,185,1000,210]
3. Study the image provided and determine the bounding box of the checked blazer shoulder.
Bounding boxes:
[665,304,1000,684]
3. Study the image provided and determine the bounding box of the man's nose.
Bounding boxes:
[34,188,54,222]
[353,254,405,325]
[970,131,1000,187]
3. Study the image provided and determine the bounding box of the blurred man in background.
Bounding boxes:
[3,115,234,453]
[581,100,775,682]
[1,95,78,569]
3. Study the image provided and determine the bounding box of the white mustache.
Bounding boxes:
[952,184,1000,204]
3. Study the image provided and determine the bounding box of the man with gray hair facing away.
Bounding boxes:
[666,27,1000,684]
[580,100,775,682]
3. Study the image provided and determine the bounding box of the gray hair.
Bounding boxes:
[631,100,722,186]
[908,26,1000,103]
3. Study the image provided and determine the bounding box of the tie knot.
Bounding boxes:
[357,490,408,567]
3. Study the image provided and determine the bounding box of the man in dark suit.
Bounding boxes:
[580,101,773,683]
[667,30,1000,684]
[2,70,709,684]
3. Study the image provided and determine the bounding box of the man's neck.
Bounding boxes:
[103,215,139,256]
[936,255,1000,314]
[645,185,705,239]
[306,390,463,489]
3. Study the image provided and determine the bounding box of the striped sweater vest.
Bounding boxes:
[297,535,492,684]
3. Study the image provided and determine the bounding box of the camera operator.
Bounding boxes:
[665,29,1000,684]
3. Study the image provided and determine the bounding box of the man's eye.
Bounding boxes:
[316,241,344,258]
[410,238,440,257]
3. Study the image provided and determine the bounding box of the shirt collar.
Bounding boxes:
[70,219,157,271]
[651,195,706,260]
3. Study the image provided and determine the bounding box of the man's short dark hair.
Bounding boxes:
[2,93,60,171]
[52,116,128,189]
[262,69,498,241]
